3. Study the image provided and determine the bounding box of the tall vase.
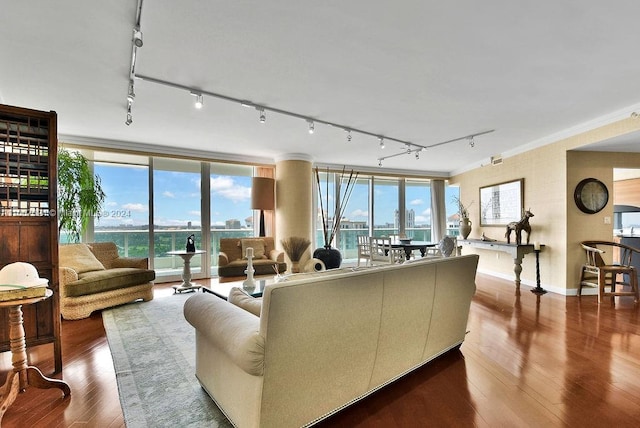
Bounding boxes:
[313,246,342,270]
[460,218,472,239]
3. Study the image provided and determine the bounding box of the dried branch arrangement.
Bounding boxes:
[315,166,359,248]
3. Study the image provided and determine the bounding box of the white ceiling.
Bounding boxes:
[2,1,640,176]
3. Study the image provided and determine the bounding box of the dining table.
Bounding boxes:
[390,240,437,261]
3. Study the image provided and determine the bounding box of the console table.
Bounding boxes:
[459,239,543,287]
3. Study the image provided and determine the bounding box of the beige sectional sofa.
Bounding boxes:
[59,242,155,320]
[217,237,287,277]
[184,254,479,427]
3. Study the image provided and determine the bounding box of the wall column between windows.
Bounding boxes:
[275,154,313,263]
[431,179,446,242]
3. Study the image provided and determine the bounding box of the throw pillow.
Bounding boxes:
[228,287,262,317]
[438,236,456,257]
[241,239,266,259]
[59,243,106,274]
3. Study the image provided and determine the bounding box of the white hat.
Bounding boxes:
[0,262,49,288]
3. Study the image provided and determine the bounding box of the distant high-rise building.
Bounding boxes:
[226,219,241,229]
[394,209,415,229]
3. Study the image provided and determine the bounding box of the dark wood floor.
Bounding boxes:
[2,275,640,427]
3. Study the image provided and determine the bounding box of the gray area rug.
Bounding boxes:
[103,293,233,428]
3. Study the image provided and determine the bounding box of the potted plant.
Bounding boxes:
[453,196,472,239]
[57,149,106,243]
[280,236,311,273]
[314,166,358,269]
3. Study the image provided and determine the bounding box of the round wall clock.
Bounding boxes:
[574,178,609,214]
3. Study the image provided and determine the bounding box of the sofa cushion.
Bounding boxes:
[60,244,106,274]
[228,287,262,316]
[66,268,156,297]
[241,238,266,259]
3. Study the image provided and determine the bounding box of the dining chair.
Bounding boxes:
[579,240,639,304]
[370,237,405,265]
[356,235,371,267]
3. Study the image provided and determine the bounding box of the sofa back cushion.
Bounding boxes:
[241,239,266,259]
[59,244,106,274]
[220,237,276,261]
[87,242,120,269]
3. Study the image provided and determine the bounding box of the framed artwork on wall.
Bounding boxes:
[479,179,524,226]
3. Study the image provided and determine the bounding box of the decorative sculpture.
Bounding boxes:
[505,209,534,245]
[243,247,256,288]
[186,234,196,252]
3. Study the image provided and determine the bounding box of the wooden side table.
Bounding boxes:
[0,290,70,423]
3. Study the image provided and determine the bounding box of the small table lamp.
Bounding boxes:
[251,177,275,237]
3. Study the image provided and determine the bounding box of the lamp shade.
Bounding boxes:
[251,177,275,210]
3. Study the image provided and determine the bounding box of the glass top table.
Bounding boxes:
[202,275,278,300]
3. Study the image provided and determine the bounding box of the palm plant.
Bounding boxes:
[57,149,106,242]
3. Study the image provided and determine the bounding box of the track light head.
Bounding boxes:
[190,92,203,109]
[415,151,420,160]
[346,129,352,142]
[127,80,135,103]
[258,108,266,123]
[378,159,383,167]
[308,120,315,134]
[468,136,475,147]
[133,27,143,47]
[125,101,133,126]
[379,137,385,149]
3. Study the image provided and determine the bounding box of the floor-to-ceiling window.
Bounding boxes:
[90,152,150,256]
[405,179,431,241]
[337,177,370,260]
[152,157,203,280]
[373,177,399,237]
[209,162,254,275]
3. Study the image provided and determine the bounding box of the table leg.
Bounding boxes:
[173,254,202,293]
[0,304,70,424]
[513,257,523,287]
[0,372,19,422]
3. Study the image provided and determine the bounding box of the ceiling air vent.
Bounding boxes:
[491,155,503,166]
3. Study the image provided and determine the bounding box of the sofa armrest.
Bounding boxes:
[269,249,284,263]
[59,267,79,297]
[218,251,230,266]
[111,257,148,269]
[184,294,264,376]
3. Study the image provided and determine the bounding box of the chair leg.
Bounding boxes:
[632,271,639,303]
[598,272,605,304]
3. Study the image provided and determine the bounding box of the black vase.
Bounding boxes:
[313,246,342,270]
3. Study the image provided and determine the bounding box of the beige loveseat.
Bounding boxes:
[59,242,155,320]
[217,237,287,277]
[184,254,479,427]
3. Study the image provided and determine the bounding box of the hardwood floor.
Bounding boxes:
[2,275,640,427]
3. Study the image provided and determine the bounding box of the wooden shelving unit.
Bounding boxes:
[0,104,61,372]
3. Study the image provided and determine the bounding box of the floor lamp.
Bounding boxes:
[251,177,275,237]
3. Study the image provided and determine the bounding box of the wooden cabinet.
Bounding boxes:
[0,104,61,372]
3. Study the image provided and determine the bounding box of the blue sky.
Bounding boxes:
[94,163,460,229]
